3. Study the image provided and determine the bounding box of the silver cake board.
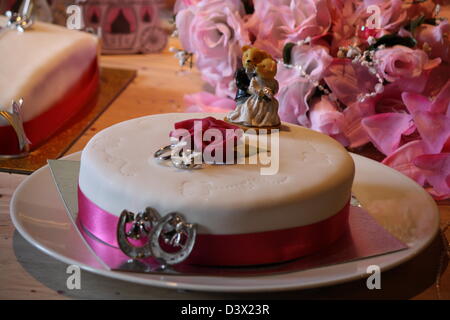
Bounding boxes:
[48,159,408,276]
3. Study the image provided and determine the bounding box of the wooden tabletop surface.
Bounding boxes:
[0,40,449,300]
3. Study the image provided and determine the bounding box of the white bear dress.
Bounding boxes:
[227,76,281,127]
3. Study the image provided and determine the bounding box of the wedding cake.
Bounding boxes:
[77,113,355,266]
[0,16,99,155]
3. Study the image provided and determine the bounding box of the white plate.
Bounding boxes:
[10,152,439,292]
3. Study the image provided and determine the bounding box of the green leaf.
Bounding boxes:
[283,42,296,65]
[405,14,425,33]
[423,18,437,26]
[405,15,437,33]
[367,34,417,51]
[241,0,254,14]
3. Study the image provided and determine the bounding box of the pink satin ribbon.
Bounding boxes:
[78,187,350,266]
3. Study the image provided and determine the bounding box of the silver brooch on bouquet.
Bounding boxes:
[169,47,194,70]
[0,99,31,159]
[117,207,197,266]
[4,0,34,32]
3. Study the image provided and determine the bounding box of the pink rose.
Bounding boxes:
[354,72,430,152]
[415,20,450,63]
[330,0,407,52]
[288,43,333,80]
[374,46,441,82]
[329,0,364,52]
[176,0,249,98]
[277,78,314,126]
[174,0,202,14]
[324,58,378,107]
[283,0,331,43]
[246,0,331,58]
[323,59,430,150]
[309,96,350,146]
[245,1,294,57]
[276,44,333,126]
[362,0,407,33]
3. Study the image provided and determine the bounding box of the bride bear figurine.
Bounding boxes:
[226,46,281,129]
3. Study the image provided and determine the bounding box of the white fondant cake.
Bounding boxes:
[0,15,98,126]
[79,113,355,236]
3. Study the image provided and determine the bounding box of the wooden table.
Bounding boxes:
[1,40,449,300]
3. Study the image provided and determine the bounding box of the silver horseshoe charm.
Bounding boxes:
[149,213,197,265]
[116,208,160,260]
[116,208,197,266]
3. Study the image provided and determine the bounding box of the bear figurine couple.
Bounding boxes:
[226,46,281,128]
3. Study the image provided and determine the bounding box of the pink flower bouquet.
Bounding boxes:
[174,0,450,199]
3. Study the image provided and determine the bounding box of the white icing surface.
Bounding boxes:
[0,16,98,126]
[79,113,355,235]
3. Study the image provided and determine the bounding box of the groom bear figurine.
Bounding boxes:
[234,46,270,104]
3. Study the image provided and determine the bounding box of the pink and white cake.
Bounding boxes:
[77,113,355,266]
[0,16,99,155]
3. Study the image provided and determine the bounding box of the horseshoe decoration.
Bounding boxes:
[117,208,197,265]
[149,212,197,266]
[116,209,155,260]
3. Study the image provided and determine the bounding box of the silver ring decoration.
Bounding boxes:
[154,145,172,161]
[0,99,31,159]
[154,141,202,170]
[4,0,34,32]
[117,207,197,266]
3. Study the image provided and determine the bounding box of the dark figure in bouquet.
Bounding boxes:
[234,67,253,103]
